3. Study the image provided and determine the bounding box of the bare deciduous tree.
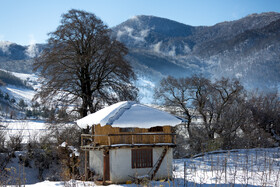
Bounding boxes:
[155,75,247,152]
[34,9,138,118]
[247,92,280,143]
[154,76,195,139]
[195,77,244,140]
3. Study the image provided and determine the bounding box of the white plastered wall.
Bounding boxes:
[89,147,173,183]
[110,147,173,183]
[89,150,103,177]
[153,147,173,180]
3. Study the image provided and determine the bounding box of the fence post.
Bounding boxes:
[85,150,88,181]
[184,161,186,187]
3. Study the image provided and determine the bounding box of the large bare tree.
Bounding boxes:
[154,76,205,139]
[34,9,138,117]
[193,77,244,139]
[155,75,246,152]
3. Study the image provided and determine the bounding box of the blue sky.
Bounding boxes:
[1,0,280,45]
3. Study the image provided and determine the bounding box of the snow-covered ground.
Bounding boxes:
[0,69,39,105]
[0,119,76,144]
[46,147,280,186]
[174,148,280,186]
[0,111,279,186]
[5,85,35,101]
[0,119,52,143]
[4,146,280,186]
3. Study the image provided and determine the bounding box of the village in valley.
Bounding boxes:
[1,1,280,186]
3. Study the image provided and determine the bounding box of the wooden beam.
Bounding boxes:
[85,150,88,181]
[108,136,111,146]
[108,133,176,136]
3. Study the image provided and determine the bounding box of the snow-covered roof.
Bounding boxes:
[76,101,185,129]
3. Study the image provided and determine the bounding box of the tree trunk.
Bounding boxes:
[80,97,88,118]
[80,70,89,117]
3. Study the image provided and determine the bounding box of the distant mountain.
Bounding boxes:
[0,12,280,103]
[112,12,280,98]
[0,41,46,73]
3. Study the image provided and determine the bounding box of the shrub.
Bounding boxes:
[0,130,6,152]
[7,133,23,151]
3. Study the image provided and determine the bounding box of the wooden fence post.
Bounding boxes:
[85,151,88,181]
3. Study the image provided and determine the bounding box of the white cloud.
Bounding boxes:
[168,46,176,56]
[152,41,162,53]
[116,30,125,40]
[235,73,243,79]
[184,45,191,53]
[0,41,12,54]
[130,15,140,21]
[25,34,38,58]
[140,29,149,38]
[124,26,134,35]
[123,26,147,42]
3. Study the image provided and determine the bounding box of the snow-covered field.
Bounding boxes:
[0,119,67,143]
[1,120,78,149]
[25,147,279,186]
[7,147,277,186]
[0,103,279,186]
[174,148,280,186]
[1,120,280,186]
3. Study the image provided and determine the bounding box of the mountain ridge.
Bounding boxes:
[0,12,279,102]
[112,12,280,97]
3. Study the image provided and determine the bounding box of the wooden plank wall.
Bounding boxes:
[93,125,172,145]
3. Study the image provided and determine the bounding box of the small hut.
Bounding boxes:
[76,101,185,183]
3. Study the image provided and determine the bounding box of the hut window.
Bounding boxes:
[120,128,134,132]
[149,126,163,132]
[131,149,153,168]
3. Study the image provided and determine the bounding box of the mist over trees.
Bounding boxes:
[155,75,280,156]
[33,9,138,118]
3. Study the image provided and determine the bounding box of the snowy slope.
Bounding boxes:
[0,69,39,103]
[4,86,35,102]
